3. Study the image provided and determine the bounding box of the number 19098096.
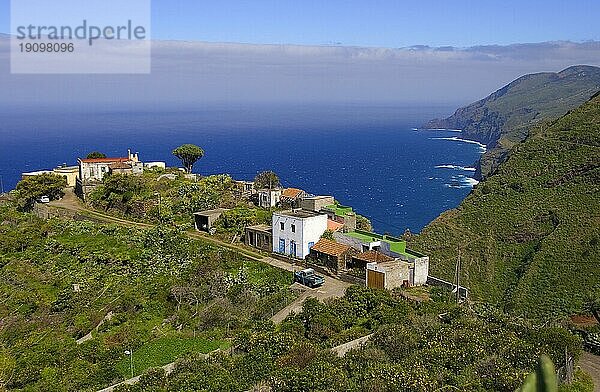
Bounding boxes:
[19,42,75,53]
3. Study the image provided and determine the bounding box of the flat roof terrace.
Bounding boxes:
[275,209,324,219]
[324,204,354,216]
[344,230,422,258]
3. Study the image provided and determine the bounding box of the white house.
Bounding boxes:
[78,149,141,183]
[272,210,328,259]
[76,149,143,200]
[257,188,282,208]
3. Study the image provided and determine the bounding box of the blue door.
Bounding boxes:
[279,239,286,253]
[290,241,297,257]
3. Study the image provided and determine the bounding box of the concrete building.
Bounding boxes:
[22,165,79,188]
[300,195,335,212]
[245,224,273,252]
[335,230,407,258]
[21,170,53,180]
[338,230,429,286]
[272,210,328,259]
[309,238,357,272]
[194,208,229,233]
[366,260,411,290]
[53,166,79,187]
[144,162,167,170]
[256,188,282,208]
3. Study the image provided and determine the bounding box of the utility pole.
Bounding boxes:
[154,192,161,219]
[124,349,133,378]
[0,175,4,195]
[455,247,461,304]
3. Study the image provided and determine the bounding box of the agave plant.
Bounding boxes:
[518,355,557,392]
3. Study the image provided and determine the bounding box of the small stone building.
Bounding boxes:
[245,224,273,252]
[309,238,358,272]
[300,196,335,212]
[194,208,229,233]
[366,260,411,290]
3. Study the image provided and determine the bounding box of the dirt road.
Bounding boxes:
[579,352,600,391]
[50,189,353,325]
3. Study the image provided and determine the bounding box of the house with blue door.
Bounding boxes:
[272,210,328,259]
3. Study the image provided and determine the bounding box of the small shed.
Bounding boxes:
[194,208,229,233]
[245,224,273,252]
[309,238,357,272]
[366,260,410,290]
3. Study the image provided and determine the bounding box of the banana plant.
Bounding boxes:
[519,355,558,392]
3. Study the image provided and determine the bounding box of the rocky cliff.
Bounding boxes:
[426,65,600,178]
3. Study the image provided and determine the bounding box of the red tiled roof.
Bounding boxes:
[311,238,352,257]
[353,250,394,263]
[80,157,130,163]
[327,219,344,232]
[281,188,304,199]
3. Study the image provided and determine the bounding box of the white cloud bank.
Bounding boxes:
[1,37,600,108]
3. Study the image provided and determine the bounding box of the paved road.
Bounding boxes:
[271,278,351,323]
[579,352,600,392]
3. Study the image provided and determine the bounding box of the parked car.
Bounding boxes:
[39,195,50,204]
[294,268,325,288]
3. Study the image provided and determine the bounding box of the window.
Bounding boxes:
[291,224,295,233]
[308,241,315,249]
[280,222,285,230]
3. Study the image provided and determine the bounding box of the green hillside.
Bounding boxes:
[413,92,600,320]
[426,65,600,178]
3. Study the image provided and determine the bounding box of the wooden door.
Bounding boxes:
[367,270,385,289]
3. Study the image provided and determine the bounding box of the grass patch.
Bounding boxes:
[115,336,230,377]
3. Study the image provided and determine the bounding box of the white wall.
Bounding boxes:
[272,212,327,258]
[80,162,112,182]
[259,189,282,208]
[413,257,429,286]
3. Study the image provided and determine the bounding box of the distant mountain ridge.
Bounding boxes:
[413,92,600,320]
[425,65,600,178]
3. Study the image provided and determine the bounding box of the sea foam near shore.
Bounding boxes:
[430,136,487,153]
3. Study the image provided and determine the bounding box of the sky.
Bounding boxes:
[1,0,600,47]
[1,1,600,108]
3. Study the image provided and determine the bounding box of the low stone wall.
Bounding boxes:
[427,275,469,299]
[338,272,366,286]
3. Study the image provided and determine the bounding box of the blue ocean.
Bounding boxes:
[0,103,484,235]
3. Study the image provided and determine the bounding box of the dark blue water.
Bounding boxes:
[0,103,483,234]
